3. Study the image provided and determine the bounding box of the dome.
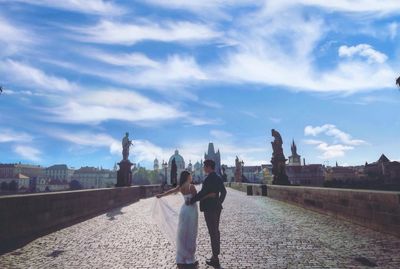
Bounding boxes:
[194,161,201,169]
[168,149,185,169]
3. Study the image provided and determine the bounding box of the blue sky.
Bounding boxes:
[0,0,399,169]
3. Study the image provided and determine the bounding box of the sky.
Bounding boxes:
[0,0,399,169]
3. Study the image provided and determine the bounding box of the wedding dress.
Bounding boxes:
[152,193,198,264]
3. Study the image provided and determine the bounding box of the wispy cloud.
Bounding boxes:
[0,129,33,143]
[304,124,366,146]
[0,15,35,57]
[0,60,79,92]
[7,0,124,15]
[50,130,120,155]
[339,44,388,63]
[304,124,367,160]
[41,89,187,124]
[73,20,220,45]
[85,50,160,68]
[14,145,42,162]
[213,9,397,93]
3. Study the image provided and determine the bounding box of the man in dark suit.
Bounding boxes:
[188,159,227,268]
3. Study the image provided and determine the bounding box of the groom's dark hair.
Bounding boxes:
[204,159,215,170]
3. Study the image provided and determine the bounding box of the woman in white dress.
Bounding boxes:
[156,171,216,268]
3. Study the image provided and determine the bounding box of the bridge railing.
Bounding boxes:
[0,185,163,254]
[226,182,400,238]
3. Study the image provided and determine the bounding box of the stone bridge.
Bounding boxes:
[1,186,400,269]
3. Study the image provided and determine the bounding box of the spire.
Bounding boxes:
[291,139,297,155]
[207,142,215,155]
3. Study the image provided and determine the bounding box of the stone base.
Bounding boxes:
[116,160,133,187]
[272,174,291,185]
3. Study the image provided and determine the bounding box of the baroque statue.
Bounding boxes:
[270,129,290,185]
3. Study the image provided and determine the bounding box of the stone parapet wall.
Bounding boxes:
[227,182,400,237]
[0,185,163,253]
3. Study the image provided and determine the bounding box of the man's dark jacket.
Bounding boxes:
[191,172,227,212]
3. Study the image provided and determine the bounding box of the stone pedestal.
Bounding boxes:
[116,160,133,187]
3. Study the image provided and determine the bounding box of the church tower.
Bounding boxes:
[288,140,301,166]
[204,142,222,175]
[153,158,159,171]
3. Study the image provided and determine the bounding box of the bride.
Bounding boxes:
[156,171,216,268]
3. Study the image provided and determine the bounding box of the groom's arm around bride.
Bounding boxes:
[188,159,226,267]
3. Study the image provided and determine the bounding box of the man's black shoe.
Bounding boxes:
[206,259,220,268]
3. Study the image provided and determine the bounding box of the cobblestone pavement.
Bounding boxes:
[1,187,400,269]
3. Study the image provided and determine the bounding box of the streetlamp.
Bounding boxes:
[241,160,244,182]
[162,160,168,189]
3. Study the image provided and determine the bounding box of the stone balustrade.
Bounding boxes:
[226,182,400,237]
[0,185,163,253]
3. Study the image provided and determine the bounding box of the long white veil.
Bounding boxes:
[151,197,179,247]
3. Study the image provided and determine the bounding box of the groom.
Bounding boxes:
[188,159,227,268]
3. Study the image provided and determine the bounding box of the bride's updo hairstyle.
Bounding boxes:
[179,170,191,187]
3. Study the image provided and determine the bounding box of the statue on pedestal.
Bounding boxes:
[270,129,290,185]
[116,132,134,187]
[122,132,133,161]
[234,156,242,182]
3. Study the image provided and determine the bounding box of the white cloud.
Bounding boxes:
[264,0,400,14]
[74,20,220,45]
[388,22,398,39]
[85,50,160,68]
[339,44,388,63]
[213,6,397,93]
[304,124,366,160]
[0,60,79,92]
[210,130,233,139]
[8,0,124,15]
[45,54,207,94]
[51,131,120,155]
[0,129,33,143]
[0,16,35,57]
[132,55,208,88]
[14,145,41,162]
[314,142,354,159]
[42,89,187,124]
[304,124,366,145]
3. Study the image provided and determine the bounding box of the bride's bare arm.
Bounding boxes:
[156,186,180,198]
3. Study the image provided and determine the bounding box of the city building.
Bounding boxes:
[193,160,204,183]
[365,154,400,185]
[204,142,222,175]
[36,178,69,192]
[0,173,30,193]
[46,164,74,182]
[0,163,45,179]
[72,166,117,189]
[0,163,45,192]
[286,164,325,186]
[325,165,357,182]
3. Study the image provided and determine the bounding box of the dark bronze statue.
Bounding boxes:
[396,76,400,88]
[122,132,133,161]
[116,132,134,187]
[270,129,290,185]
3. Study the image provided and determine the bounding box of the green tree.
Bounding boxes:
[132,167,150,185]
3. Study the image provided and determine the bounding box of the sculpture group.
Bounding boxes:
[270,129,290,185]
